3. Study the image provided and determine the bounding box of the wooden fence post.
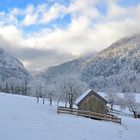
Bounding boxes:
[57,106,121,124]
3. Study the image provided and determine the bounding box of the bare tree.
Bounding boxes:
[124,93,138,118]
[28,77,46,104]
[45,85,55,106]
[105,88,118,110]
[57,75,86,109]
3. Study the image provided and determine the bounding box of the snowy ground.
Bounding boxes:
[0,93,140,140]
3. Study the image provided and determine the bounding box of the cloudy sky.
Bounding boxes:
[0,0,140,71]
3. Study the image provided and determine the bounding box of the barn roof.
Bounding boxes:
[76,89,108,105]
[76,89,92,104]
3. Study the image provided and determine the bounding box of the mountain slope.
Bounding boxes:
[38,55,92,84]
[0,47,31,81]
[82,34,140,92]
[37,34,140,92]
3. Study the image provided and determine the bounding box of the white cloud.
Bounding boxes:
[0,25,23,46]
[0,0,140,70]
[21,5,38,26]
[41,3,66,24]
[0,11,18,26]
[21,3,66,26]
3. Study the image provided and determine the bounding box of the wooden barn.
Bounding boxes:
[76,89,108,114]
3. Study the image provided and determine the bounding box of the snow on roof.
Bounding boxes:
[76,89,92,104]
[76,90,140,105]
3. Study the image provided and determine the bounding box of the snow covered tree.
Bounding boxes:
[21,80,28,95]
[119,93,140,118]
[57,75,86,109]
[105,88,118,110]
[0,78,28,95]
[28,77,46,104]
[124,93,138,118]
[45,85,56,106]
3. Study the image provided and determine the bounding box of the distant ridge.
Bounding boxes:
[37,34,140,93]
[0,47,31,81]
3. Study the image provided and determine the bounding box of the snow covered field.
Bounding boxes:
[0,93,140,140]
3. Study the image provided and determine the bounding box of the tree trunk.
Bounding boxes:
[129,107,137,118]
[65,101,67,107]
[111,103,113,110]
[37,97,39,103]
[50,97,52,106]
[133,111,137,118]
[42,97,45,104]
[69,95,73,109]
[69,99,73,109]
[57,99,60,106]
[69,103,73,109]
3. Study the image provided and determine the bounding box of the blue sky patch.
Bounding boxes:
[0,0,46,12]
[23,24,50,34]
[96,1,107,15]
[47,14,71,29]
[22,13,71,33]
[0,0,70,12]
[118,0,140,8]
